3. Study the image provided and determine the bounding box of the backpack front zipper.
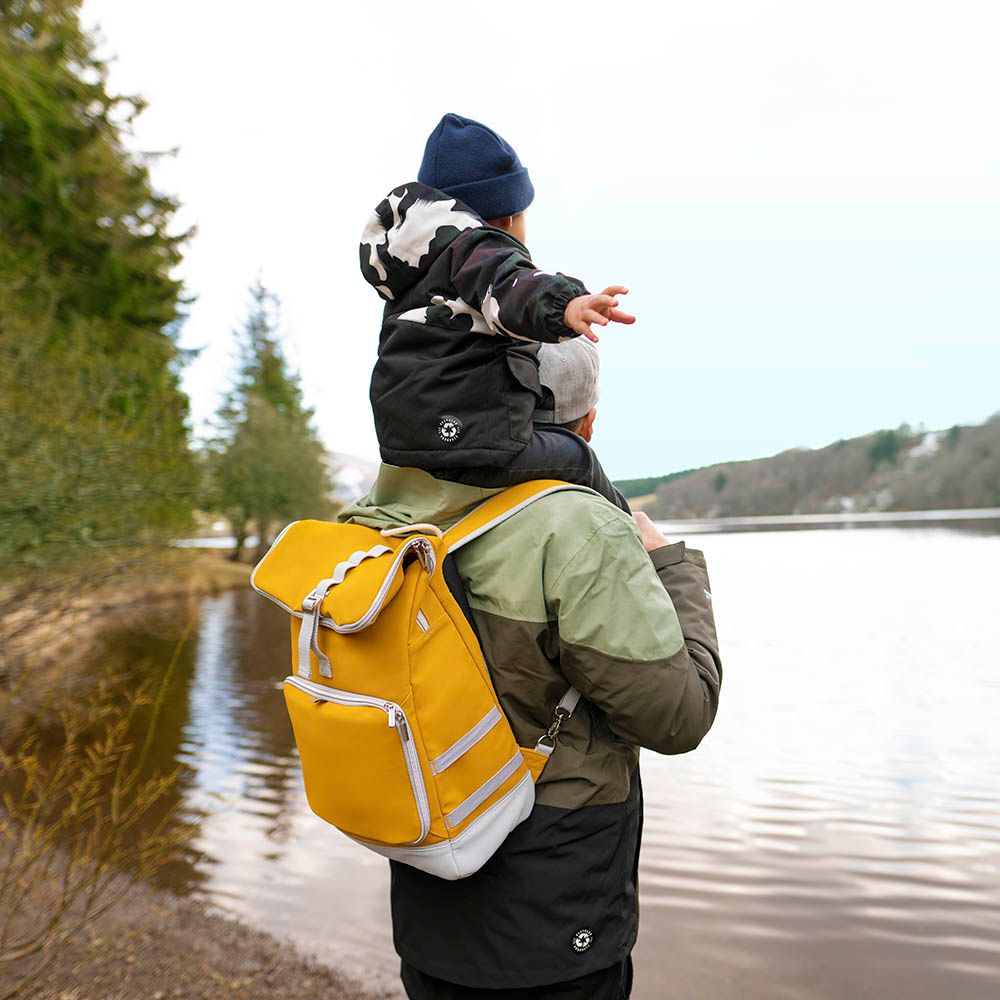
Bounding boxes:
[284,675,431,843]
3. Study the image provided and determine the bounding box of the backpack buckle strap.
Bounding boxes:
[534,686,581,757]
[297,578,336,679]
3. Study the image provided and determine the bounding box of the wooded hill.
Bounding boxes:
[621,416,1000,519]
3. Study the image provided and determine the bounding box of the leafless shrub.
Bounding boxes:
[0,626,195,1000]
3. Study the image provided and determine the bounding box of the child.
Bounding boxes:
[359,113,634,511]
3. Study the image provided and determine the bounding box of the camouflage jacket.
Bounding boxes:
[339,466,723,988]
[360,183,588,470]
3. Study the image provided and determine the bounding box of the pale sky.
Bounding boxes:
[81,0,999,479]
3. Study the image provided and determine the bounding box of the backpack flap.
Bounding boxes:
[251,520,437,679]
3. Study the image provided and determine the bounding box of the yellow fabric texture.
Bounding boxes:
[252,482,566,852]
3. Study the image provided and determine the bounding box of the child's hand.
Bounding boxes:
[564,286,636,343]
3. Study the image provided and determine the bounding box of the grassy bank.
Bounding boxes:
[0,548,251,732]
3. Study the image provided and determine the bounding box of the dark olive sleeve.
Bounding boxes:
[649,541,723,698]
[553,519,722,756]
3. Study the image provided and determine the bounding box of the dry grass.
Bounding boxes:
[0,644,193,998]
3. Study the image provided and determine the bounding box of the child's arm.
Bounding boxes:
[449,229,634,344]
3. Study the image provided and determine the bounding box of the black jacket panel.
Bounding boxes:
[389,769,643,990]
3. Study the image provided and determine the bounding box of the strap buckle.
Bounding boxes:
[535,705,574,754]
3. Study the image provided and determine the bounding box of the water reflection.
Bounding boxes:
[100,521,1000,998]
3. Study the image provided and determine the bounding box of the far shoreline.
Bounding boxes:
[173,506,1000,549]
[651,506,1000,535]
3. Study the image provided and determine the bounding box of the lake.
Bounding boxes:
[100,516,1000,998]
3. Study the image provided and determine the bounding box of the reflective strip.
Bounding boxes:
[430,706,502,775]
[416,609,430,633]
[445,751,524,829]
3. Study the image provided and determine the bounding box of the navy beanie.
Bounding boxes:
[418,113,535,221]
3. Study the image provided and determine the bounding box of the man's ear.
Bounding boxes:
[577,408,597,442]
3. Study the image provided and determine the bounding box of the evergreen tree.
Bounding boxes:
[0,0,195,562]
[208,283,332,560]
[867,429,902,469]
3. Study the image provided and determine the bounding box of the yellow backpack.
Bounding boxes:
[250,480,583,880]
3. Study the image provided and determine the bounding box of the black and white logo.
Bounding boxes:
[571,928,593,953]
[438,415,463,444]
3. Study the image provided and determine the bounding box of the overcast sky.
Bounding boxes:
[81,0,999,479]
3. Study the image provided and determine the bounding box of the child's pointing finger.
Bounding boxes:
[609,308,636,324]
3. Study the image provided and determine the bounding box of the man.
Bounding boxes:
[339,339,722,999]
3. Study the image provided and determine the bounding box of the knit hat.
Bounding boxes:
[418,113,535,221]
[537,339,600,426]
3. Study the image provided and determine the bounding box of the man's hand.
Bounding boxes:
[564,285,636,343]
[633,511,669,553]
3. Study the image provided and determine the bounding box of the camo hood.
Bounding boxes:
[360,182,485,302]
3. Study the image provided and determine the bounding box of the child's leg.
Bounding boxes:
[434,427,631,514]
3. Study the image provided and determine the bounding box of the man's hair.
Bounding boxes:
[555,416,585,435]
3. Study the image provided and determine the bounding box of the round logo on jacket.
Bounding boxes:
[572,928,593,953]
[438,415,463,443]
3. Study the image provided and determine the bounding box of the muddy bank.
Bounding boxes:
[0,870,389,1000]
[0,549,250,733]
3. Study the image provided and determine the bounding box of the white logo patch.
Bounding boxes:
[438,415,462,444]
[572,928,593,953]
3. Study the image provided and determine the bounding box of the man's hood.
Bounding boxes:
[337,464,503,531]
[359,182,484,303]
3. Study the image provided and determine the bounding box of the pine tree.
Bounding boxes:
[208,282,332,561]
[0,0,196,562]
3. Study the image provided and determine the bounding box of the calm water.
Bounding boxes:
[100,519,1000,998]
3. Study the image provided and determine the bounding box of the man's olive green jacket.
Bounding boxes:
[339,465,722,989]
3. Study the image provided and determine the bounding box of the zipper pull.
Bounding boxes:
[385,703,396,727]
[395,710,410,741]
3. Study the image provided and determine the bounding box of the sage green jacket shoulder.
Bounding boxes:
[339,465,722,809]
